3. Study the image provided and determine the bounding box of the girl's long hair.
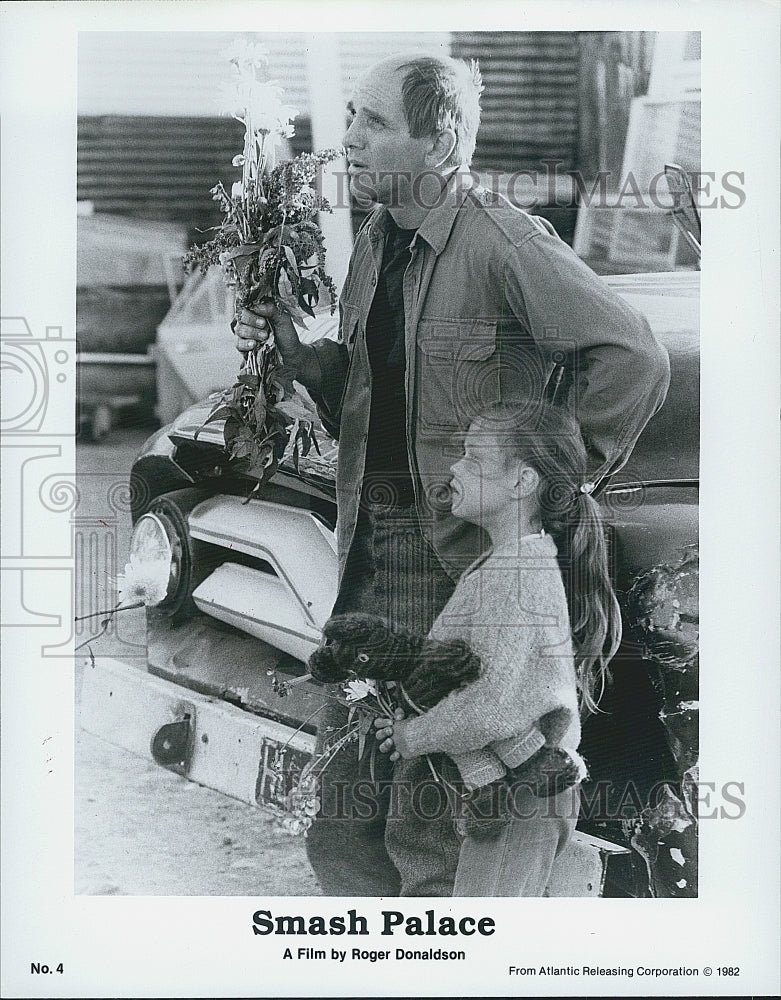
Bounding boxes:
[474,400,622,717]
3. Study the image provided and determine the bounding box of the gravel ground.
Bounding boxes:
[75,425,320,896]
[74,726,319,896]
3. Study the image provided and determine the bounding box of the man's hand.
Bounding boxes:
[234,301,301,362]
[234,300,322,392]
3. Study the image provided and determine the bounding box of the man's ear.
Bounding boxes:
[511,462,539,499]
[425,128,456,169]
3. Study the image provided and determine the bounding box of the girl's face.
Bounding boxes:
[449,425,517,525]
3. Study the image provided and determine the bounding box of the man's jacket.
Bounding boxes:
[309,172,671,582]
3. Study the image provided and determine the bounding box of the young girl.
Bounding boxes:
[372,399,622,896]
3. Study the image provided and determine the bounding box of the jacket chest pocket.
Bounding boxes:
[416,318,500,433]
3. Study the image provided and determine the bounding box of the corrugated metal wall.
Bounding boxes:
[78,116,245,230]
[451,32,580,172]
[78,33,310,116]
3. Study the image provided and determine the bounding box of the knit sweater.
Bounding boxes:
[392,532,582,787]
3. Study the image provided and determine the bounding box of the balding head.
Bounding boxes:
[376,53,483,168]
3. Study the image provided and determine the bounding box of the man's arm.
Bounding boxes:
[503,228,671,480]
[307,339,349,440]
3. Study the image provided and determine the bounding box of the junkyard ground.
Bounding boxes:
[75,425,319,895]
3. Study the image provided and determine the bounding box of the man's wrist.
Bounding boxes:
[288,343,321,394]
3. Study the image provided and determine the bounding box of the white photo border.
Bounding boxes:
[1,1,779,997]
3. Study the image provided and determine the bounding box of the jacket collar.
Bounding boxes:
[364,167,478,256]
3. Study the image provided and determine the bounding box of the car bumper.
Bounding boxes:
[79,656,315,809]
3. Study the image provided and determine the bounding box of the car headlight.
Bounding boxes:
[128,512,183,608]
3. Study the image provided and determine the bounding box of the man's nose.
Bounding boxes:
[343,117,362,150]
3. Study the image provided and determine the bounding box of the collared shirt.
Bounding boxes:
[310,169,671,582]
[362,220,417,507]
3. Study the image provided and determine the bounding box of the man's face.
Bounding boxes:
[343,59,433,207]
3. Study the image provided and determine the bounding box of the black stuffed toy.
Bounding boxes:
[308,611,481,710]
[308,612,585,839]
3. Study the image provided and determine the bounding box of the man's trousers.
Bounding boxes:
[304,501,460,896]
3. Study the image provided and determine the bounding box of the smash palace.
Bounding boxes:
[251,909,495,937]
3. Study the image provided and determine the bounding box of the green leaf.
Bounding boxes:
[276,292,305,320]
[271,362,298,400]
[246,446,277,481]
[282,244,300,276]
[357,711,373,760]
[242,481,263,505]
[297,293,317,319]
[235,424,255,442]
[237,372,260,389]
[193,403,233,441]
[275,395,312,422]
[223,416,242,448]
[203,404,233,425]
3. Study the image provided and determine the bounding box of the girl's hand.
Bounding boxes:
[374,708,404,762]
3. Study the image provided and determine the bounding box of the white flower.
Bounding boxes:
[220,38,270,70]
[217,75,256,120]
[231,154,245,167]
[231,181,244,199]
[281,815,310,836]
[343,678,378,702]
[246,81,299,134]
[115,556,169,607]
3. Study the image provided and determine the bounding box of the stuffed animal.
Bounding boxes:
[308,612,586,824]
[308,611,481,710]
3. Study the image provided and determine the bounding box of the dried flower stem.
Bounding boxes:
[74,600,145,623]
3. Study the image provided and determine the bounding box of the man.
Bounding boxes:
[235,54,670,896]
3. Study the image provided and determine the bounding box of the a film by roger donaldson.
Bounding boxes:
[1,2,779,998]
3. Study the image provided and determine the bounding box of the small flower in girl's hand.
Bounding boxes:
[343,678,377,702]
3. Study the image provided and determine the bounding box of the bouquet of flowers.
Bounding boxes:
[183,40,343,493]
[274,677,404,836]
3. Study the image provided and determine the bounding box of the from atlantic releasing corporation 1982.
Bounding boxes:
[510,966,700,978]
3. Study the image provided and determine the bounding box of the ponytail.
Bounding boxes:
[472,400,623,717]
[561,491,622,718]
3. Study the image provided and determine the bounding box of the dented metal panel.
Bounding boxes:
[625,545,699,896]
